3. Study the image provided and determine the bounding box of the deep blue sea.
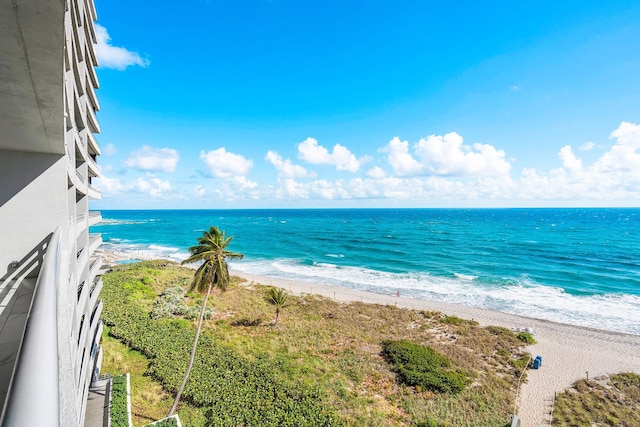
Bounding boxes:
[92,208,640,334]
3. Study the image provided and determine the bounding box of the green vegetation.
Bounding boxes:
[382,340,472,394]
[151,285,211,320]
[143,416,180,427]
[101,260,533,426]
[102,261,340,426]
[552,372,640,426]
[110,375,130,427]
[516,332,536,345]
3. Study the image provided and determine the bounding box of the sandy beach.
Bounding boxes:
[100,250,640,427]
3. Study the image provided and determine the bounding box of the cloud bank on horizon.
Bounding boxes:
[95,121,640,208]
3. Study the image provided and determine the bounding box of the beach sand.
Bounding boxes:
[100,250,640,426]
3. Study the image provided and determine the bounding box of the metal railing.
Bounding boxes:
[89,277,101,297]
[76,247,87,270]
[88,233,101,248]
[87,154,101,174]
[513,354,532,418]
[0,228,61,426]
[75,169,85,184]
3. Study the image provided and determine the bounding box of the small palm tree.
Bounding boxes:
[167,226,243,416]
[267,287,288,326]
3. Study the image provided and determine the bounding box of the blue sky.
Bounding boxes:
[93,0,640,209]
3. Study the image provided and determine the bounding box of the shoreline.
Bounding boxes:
[99,249,640,427]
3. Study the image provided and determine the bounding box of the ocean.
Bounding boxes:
[92,208,640,335]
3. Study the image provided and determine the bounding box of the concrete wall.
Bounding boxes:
[0,149,68,279]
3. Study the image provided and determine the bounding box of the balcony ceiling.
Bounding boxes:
[0,0,65,155]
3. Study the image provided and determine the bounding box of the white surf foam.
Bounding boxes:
[230,258,640,335]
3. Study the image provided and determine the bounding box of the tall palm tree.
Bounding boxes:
[168,226,243,416]
[267,287,288,326]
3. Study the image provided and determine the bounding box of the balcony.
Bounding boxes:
[76,247,88,272]
[88,212,102,227]
[89,278,102,305]
[86,131,101,156]
[0,228,61,426]
[75,169,85,185]
[88,184,101,200]
[75,213,87,236]
[85,73,100,111]
[85,100,100,134]
[88,234,102,254]
[87,154,101,178]
[85,0,97,24]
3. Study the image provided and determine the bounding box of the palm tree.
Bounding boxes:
[167,226,243,416]
[267,287,288,326]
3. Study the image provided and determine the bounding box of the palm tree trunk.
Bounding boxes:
[274,308,280,326]
[168,281,213,417]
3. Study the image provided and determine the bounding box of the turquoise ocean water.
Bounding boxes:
[92,208,640,334]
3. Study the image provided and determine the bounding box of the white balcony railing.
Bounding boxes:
[0,228,62,426]
[88,211,102,227]
[75,169,85,184]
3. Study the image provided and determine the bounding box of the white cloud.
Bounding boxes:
[580,141,596,151]
[297,138,365,172]
[516,122,640,202]
[131,174,172,198]
[414,132,511,177]
[94,174,125,195]
[558,145,583,172]
[95,173,178,199]
[268,178,310,200]
[210,176,260,201]
[103,143,117,156]
[382,133,510,178]
[200,148,253,178]
[382,137,424,176]
[366,166,387,179]
[194,185,206,198]
[261,123,640,205]
[95,24,149,70]
[97,123,640,207]
[591,122,640,176]
[126,146,180,173]
[265,151,313,179]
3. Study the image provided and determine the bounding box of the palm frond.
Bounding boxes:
[181,225,243,294]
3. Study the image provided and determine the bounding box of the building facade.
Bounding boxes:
[0,0,103,425]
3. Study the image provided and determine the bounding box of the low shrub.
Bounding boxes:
[143,415,180,427]
[110,375,129,427]
[486,326,513,337]
[440,315,464,325]
[516,332,536,344]
[382,340,472,394]
[151,286,212,320]
[510,353,532,372]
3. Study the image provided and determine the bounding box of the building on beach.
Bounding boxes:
[0,0,104,425]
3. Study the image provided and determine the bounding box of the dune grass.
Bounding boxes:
[101,260,534,426]
[552,372,640,426]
